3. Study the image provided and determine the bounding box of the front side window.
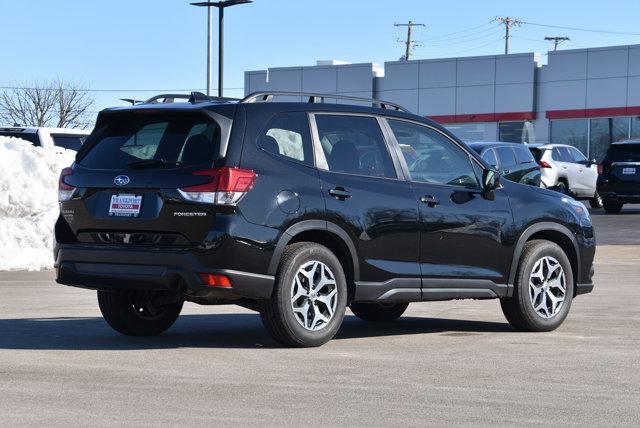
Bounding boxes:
[569,147,588,163]
[388,119,478,188]
[495,147,517,168]
[257,112,313,165]
[79,113,221,169]
[315,115,396,178]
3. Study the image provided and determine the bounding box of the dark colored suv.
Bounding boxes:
[597,140,640,213]
[55,92,595,347]
[466,141,540,186]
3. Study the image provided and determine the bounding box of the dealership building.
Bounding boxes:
[245,44,640,161]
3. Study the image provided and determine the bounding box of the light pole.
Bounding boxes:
[191,0,252,97]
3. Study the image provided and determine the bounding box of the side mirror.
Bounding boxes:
[483,169,500,191]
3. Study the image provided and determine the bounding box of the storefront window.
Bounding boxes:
[631,116,640,139]
[589,117,629,162]
[498,121,535,144]
[550,119,589,156]
[444,123,489,142]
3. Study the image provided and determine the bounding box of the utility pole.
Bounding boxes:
[394,21,425,61]
[495,16,523,54]
[544,36,570,51]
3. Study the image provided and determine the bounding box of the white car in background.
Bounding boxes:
[0,126,89,152]
[529,144,602,208]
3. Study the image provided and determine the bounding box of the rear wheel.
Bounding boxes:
[555,181,568,195]
[589,192,603,209]
[97,290,183,336]
[260,242,347,347]
[350,302,409,322]
[603,200,623,214]
[500,240,573,332]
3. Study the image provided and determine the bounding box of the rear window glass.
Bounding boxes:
[606,143,640,161]
[52,134,86,151]
[0,131,39,146]
[78,113,220,169]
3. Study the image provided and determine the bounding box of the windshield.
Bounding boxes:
[78,113,221,169]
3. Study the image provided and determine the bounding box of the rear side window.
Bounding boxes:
[553,147,574,162]
[315,115,396,178]
[52,134,86,151]
[495,147,517,168]
[257,112,313,165]
[78,113,221,169]
[0,131,40,146]
[481,149,498,167]
[514,146,534,164]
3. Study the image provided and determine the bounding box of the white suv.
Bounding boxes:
[529,144,602,208]
[0,126,89,152]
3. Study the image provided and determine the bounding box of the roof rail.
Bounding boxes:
[240,91,410,113]
[143,92,240,105]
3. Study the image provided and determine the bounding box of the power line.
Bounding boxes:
[421,29,503,47]
[394,21,426,60]
[414,36,505,59]
[0,86,244,93]
[524,21,640,36]
[422,21,496,42]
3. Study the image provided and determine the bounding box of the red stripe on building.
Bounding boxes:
[429,112,536,124]
[546,106,640,119]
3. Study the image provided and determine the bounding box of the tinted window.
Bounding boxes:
[481,149,498,167]
[495,147,517,168]
[558,147,575,162]
[498,121,535,144]
[550,119,588,157]
[316,115,395,178]
[388,120,478,188]
[79,113,220,169]
[52,134,85,151]
[569,147,587,162]
[590,117,629,162]
[606,143,640,161]
[0,131,40,146]
[514,146,534,164]
[529,147,543,162]
[257,112,313,165]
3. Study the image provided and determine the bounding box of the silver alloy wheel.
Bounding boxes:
[290,260,338,331]
[529,256,567,319]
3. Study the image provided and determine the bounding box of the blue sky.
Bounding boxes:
[2,0,640,112]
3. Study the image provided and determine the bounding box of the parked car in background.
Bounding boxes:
[467,141,540,186]
[597,139,640,213]
[528,144,601,208]
[0,126,89,152]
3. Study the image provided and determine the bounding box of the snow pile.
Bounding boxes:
[0,137,75,271]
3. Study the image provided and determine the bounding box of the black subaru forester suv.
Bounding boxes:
[55,92,595,347]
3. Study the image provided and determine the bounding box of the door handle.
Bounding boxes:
[420,195,440,207]
[329,187,351,199]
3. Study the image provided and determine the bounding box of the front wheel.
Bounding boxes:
[350,302,409,322]
[589,192,603,209]
[500,240,573,332]
[97,290,183,336]
[603,200,623,214]
[260,242,347,347]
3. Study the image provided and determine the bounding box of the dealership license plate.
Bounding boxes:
[109,194,142,217]
[622,167,636,175]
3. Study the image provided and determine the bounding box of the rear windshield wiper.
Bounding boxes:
[127,159,183,169]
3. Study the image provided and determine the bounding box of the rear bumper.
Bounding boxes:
[55,244,274,299]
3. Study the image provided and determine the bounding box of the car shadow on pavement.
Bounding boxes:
[0,313,513,351]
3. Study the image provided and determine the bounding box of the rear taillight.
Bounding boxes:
[178,167,256,205]
[597,164,603,174]
[538,161,552,168]
[58,167,75,202]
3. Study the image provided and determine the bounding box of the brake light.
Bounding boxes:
[199,273,232,288]
[58,167,75,202]
[597,163,603,174]
[538,161,552,168]
[178,167,256,205]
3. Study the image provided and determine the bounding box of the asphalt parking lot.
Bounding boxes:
[1,206,639,426]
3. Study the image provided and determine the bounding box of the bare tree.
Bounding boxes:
[0,80,94,129]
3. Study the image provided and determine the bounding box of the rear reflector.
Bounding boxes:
[178,167,256,205]
[538,161,552,168]
[58,167,75,202]
[199,273,232,288]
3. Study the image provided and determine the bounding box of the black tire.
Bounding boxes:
[589,192,603,209]
[97,290,183,336]
[350,302,409,322]
[259,242,347,347]
[603,200,623,214]
[500,240,574,332]
[555,181,568,195]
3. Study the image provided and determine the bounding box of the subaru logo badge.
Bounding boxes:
[114,175,130,186]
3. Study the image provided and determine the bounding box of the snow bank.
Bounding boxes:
[0,137,75,271]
